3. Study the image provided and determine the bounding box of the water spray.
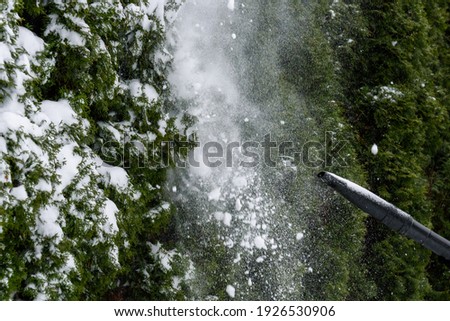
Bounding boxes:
[318,171,450,260]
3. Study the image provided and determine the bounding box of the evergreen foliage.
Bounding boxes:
[324,0,450,300]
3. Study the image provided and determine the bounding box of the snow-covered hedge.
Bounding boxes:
[1,0,186,300]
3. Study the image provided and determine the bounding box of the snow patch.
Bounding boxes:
[0,137,7,153]
[370,86,403,103]
[10,185,28,200]
[158,119,167,136]
[103,199,119,234]
[151,242,176,271]
[35,292,48,301]
[45,14,86,47]
[60,254,77,274]
[128,79,159,101]
[64,13,90,32]
[98,122,121,141]
[36,205,64,242]
[40,100,77,127]
[97,164,129,190]
[56,144,83,190]
[17,27,45,56]
[0,109,43,137]
[0,42,12,65]
[36,179,52,193]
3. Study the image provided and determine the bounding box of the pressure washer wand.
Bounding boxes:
[317,171,450,260]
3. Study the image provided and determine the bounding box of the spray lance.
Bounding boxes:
[317,171,450,260]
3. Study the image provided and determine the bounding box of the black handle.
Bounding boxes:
[318,171,450,260]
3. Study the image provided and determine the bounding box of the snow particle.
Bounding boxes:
[371,144,378,155]
[214,211,225,221]
[208,187,221,201]
[223,212,232,226]
[254,236,267,250]
[226,285,235,298]
[231,33,237,40]
[232,176,247,187]
[256,256,265,263]
[235,198,242,211]
[214,211,232,226]
[296,232,304,241]
[227,0,235,11]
